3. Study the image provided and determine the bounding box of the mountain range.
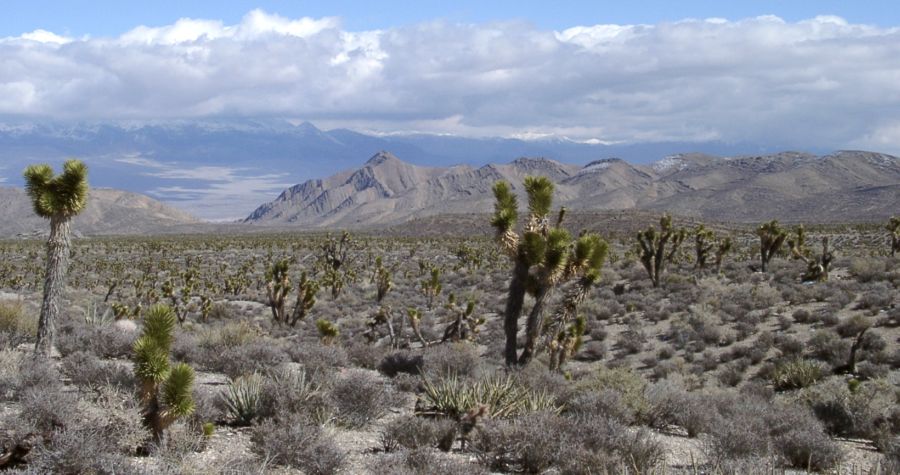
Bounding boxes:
[0,120,802,220]
[246,150,900,226]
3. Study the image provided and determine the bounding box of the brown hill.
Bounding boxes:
[246,150,900,227]
[0,187,199,237]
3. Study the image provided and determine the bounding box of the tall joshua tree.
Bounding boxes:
[24,160,88,357]
[492,177,579,366]
[636,214,686,287]
[756,220,787,273]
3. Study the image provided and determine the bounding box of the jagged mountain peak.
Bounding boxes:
[365,150,403,167]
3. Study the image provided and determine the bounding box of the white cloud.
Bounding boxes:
[2,11,900,149]
[115,154,292,220]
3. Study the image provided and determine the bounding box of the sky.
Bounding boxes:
[2,1,900,149]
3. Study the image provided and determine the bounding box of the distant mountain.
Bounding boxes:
[0,187,199,237]
[0,119,801,220]
[246,150,900,226]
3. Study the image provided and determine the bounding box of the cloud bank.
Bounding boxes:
[2,10,900,150]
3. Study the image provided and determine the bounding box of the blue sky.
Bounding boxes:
[2,0,897,36]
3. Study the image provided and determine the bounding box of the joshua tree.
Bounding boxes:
[265,259,319,326]
[788,225,833,282]
[132,304,195,443]
[319,231,355,299]
[636,214,686,287]
[756,220,787,272]
[442,293,483,343]
[421,266,442,309]
[545,233,609,371]
[24,159,89,357]
[714,236,733,274]
[491,177,585,366]
[887,216,900,257]
[290,272,319,326]
[693,224,715,272]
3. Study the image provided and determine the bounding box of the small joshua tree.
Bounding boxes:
[636,214,686,287]
[714,236,733,274]
[693,224,715,272]
[887,216,900,257]
[788,225,834,282]
[24,159,89,357]
[442,293,483,343]
[290,272,319,326]
[265,259,291,323]
[421,266,442,310]
[756,220,787,272]
[133,304,195,443]
[319,231,355,299]
[491,177,579,366]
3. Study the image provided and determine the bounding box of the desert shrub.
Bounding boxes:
[576,340,606,361]
[286,341,348,373]
[674,391,718,437]
[857,361,890,381]
[379,351,424,377]
[849,257,891,283]
[56,319,135,358]
[792,308,813,323]
[380,415,456,452]
[372,448,487,475]
[718,363,746,387]
[208,340,289,379]
[20,386,80,432]
[702,396,772,463]
[807,330,849,367]
[0,349,25,399]
[346,341,389,369]
[25,426,134,474]
[250,414,344,475]
[259,366,331,423]
[573,367,649,424]
[769,404,843,471]
[856,283,895,313]
[61,350,135,390]
[0,300,36,344]
[773,334,804,357]
[330,370,392,428]
[473,412,663,474]
[420,373,559,420]
[472,412,570,473]
[771,359,824,391]
[617,324,646,354]
[837,315,872,338]
[422,342,482,380]
[804,378,898,439]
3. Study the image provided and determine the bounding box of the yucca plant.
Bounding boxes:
[418,374,560,420]
[133,304,195,442]
[787,225,833,282]
[223,373,264,426]
[24,159,89,357]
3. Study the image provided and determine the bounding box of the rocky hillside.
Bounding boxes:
[0,187,199,237]
[246,150,900,226]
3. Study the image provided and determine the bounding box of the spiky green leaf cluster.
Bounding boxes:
[133,304,176,383]
[161,363,196,418]
[491,181,518,233]
[570,233,609,282]
[523,176,554,220]
[23,159,89,219]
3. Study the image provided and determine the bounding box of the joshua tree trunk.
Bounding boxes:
[34,214,71,357]
[518,286,551,365]
[504,259,529,366]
